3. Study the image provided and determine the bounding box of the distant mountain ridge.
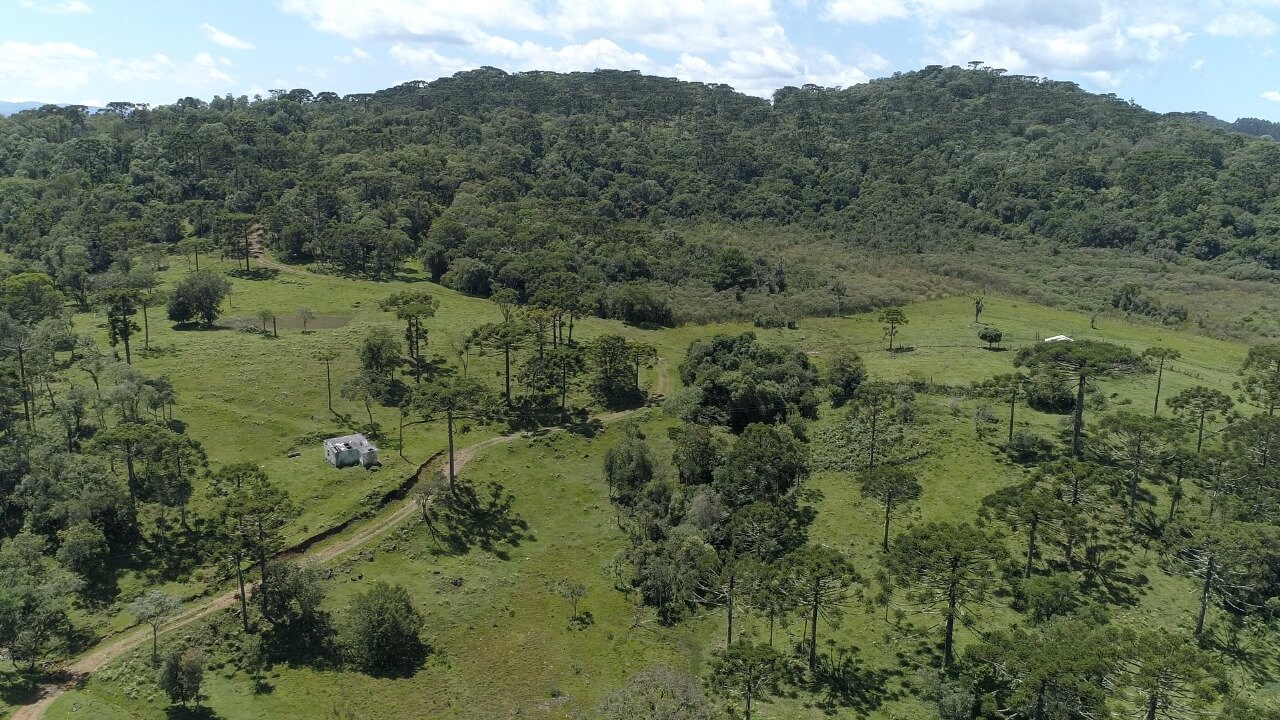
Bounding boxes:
[0,101,104,116]
[1167,111,1280,140]
[0,101,43,116]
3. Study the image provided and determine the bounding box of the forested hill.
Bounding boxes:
[2,65,1280,328]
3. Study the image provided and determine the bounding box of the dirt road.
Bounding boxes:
[11,372,668,719]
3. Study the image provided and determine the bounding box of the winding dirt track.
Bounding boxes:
[10,361,669,720]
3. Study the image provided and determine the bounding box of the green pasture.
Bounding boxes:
[40,269,1273,720]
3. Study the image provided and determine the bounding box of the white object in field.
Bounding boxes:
[1043,335,1073,343]
[323,433,380,468]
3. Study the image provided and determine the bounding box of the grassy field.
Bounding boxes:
[37,268,1276,720]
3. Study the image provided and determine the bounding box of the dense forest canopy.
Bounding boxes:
[2,64,1279,329]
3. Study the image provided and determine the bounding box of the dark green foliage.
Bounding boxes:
[1015,340,1144,458]
[255,560,334,662]
[708,640,788,720]
[964,619,1116,719]
[157,647,205,706]
[679,332,818,431]
[858,465,922,551]
[166,270,230,326]
[587,334,649,408]
[603,427,654,507]
[341,581,427,676]
[1238,344,1280,414]
[713,424,808,510]
[824,349,866,407]
[977,326,1003,348]
[667,423,724,486]
[886,522,1007,668]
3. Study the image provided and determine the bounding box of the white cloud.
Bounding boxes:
[0,41,98,98]
[337,46,374,63]
[1207,11,1277,37]
[16,0,91,14]
[201,23,255,50]
[1190,57,1204,71]
[280,0,546,41]
[824,0,909,23]
[1263,90,1280,102]
[388,43,471,76]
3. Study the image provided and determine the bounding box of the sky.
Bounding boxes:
[2,0,1280,120]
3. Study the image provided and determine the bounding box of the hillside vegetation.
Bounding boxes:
[2,66,1280,332]
[1,67,1280,720]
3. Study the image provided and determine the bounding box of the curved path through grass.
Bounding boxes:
[13,360,669,720]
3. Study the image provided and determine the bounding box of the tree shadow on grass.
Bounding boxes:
[809,645,900,715]
[1076,542,1146,607]
[0,669,41,707]
[227,267,280,281]
[1201,618,1276,686]
[564,417,605,439]
[427,480,533,560]
[164,705,220,720]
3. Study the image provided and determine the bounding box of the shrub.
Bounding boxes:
[1004,430,1054,464]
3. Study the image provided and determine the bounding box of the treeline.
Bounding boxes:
[595,328,1280,718]
[3,65,1280,329]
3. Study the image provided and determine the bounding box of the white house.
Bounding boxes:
[324,433,379,468]
[1043,335,1073,343]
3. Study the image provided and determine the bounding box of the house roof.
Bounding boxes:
[324,434,377,450]
[1044,335,1073,342]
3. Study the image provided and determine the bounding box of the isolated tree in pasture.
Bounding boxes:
[858,465,923,551]
[1142,346,1180,416]
[315,348,340,413]
[412,375,496,490]
[1166,386,1233,453]
[708,640,787,720]
[886,522,1007,668]
[256,308,276,336]
[879,307,908,351]
[1015,340,1143,458]
[297,306,316,332]
[1238,343,1280,414]
[129,589,181,665]
[342,581,425,676]
[978,326,1003,349]
[158,647,205,706]
[973,296,984,323]
[166,269,230,327]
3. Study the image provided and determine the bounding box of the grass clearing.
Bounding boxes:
[39,273,1276,720]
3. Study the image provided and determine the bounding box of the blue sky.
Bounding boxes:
[2,0,1280,120]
